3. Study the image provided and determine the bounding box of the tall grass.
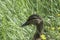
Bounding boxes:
[0,0,60,40]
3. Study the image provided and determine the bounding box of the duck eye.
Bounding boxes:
[32,19,41,24]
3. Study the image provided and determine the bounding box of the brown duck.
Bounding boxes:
[22,14,44,40]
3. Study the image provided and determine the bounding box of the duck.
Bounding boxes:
[22,14,44,40]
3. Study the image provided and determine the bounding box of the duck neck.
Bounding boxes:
[34,21,43,39]
[35,21,43,38]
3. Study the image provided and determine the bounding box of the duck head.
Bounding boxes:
[22,14,43,26]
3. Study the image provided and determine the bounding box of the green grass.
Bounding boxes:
[0,0,60,40]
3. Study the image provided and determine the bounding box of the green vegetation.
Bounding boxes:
[0,0,60,40]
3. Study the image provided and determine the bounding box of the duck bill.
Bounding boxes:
[22,22,29,27]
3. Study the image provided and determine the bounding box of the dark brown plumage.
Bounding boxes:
[22,14,43,40]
